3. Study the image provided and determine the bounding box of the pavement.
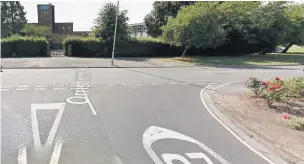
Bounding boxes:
[1,58,304,164]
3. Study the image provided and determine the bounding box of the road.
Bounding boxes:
[1,66,303,164]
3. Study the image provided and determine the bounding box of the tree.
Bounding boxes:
[1,1,27,36]
[21,24,52,40]
[162,2,226,57]
[144,1,195,37]
[281,3,304,52]
[93,2,129,53]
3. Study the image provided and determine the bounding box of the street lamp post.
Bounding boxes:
[111,1,119,65]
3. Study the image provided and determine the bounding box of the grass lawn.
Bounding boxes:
[157,46,304,66]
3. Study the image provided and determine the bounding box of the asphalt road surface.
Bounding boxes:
[1,67,303,164]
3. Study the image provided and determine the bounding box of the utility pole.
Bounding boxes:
[111,1,119,65]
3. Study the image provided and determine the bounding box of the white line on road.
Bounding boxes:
[168,82,177,85]
[18,146,27,164]
[35,86,47,88]
[16,88,29,91]
[151,83,162,85]
[195,82,207,85]
[53,88,65,90]
[18,86,29,88]
[121,84,129,86]
[112,155,124,164]
[137,84,146,86]
[31,103,66,148]
[200,84,275,164]
[49,140,63,164]
[1,88,10,91]
[34,88,46,90]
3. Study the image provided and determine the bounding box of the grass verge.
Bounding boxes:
[157,46,304,66]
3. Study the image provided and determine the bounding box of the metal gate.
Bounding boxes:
[48,43,65,56]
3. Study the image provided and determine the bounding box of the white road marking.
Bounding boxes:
[121,84,129,86]
[16,88,29,91]
[34,88,46,90]
[1,88,10,91]
[18,86,29,88]
[35,86,47,88]
[152,83,162,85]
[49,140,63,164]
[137,84,145,86]
[112,155,124,164]
[186,153,213,164]
[168,82,177,85]
[195,82,207,85]
[53,88,64,90]
[31,103,65,148]
[142,126,230,164]
[18,146,27,164]
[200,84,275,164]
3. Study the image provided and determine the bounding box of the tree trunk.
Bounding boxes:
[9,1,15,34]
[181,46,189,58]
[281,43,293,53]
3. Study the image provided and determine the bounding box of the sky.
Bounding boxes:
[21,0,154,31]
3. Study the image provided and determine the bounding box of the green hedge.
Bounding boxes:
[62,36,183,57]
[1,35,48,57]
[62,36,102,57]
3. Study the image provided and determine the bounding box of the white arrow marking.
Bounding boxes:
[18,146,27,164]
[49,139,63,164]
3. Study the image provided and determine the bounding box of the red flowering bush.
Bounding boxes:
[246,77,285,106]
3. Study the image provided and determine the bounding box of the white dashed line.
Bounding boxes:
[168,82,177,85]
[121,84,129,86]
[18,86,29,88]
[1,88,10,91]
[35,86,47,88]
[196,82,207,85]
[151,83,162,85]
[16,88,29,91]
[137,84,146,86]
[34,88,46,90]
[53,88,64,90]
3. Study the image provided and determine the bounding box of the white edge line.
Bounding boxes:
[49,140,63,164]
[18,146,27,164]
[1,88,9,91]
[200,83,275,164]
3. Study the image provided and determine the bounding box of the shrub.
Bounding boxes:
[62,36,102,57]
[282,77,304,98]
[286,116,304,131]
[62,36,183,57]
[1,35,48,57]
[245,77,264,95]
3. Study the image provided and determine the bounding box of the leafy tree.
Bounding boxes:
[1,1,27,36]
[144,1,195,37]
[21,24,52,40]
[162,2,226,57]
[281,3,304,52]
[247,1,289,47]
[93,2,129,53]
